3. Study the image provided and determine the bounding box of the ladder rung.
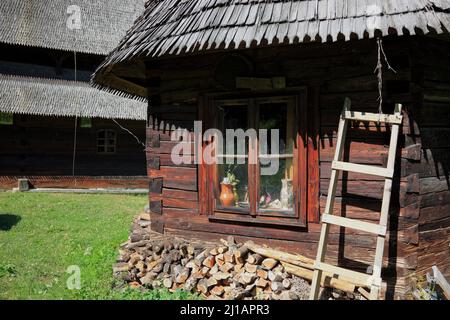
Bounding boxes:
[322,214,387,236]
[314,262,381,287]
[343,111,403,124]
[332,161,394,178]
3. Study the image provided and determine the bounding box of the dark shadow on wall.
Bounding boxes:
[0,214,21,231]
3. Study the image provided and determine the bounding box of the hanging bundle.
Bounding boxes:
[374,38,397,118]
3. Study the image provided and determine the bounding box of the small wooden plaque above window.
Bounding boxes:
[80,117,92,128]
[0,112,13,125]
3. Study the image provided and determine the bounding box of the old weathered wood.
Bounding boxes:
[310,101,403,300]
[245,241,314,268]
[128,37,450,300]
[282,262,356,293]
[433,266,450,299]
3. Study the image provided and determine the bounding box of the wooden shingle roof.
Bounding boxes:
[92,0,450,99]
[0,74,146,120]
[0,0,145,55]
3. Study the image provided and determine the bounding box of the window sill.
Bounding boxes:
[209,214,306,228]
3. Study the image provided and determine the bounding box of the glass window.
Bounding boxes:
[258,101,295,214]
[215,103,250,211]
[212,97,299,218]
[97,129,116,153]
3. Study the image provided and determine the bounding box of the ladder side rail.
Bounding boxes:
[309,98,351,300]
[370,103,403,300]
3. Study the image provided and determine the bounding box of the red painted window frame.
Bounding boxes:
[197,88,320,227]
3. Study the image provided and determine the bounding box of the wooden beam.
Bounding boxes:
[282,262,356,293]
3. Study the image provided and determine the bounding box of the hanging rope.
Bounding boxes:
[72,51,78,177]
[374,38,397,116]
[112,119,146,151]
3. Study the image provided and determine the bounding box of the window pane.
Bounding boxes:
[258,101,296,214]
[258,158,294,213]
[216,103,249,211]
[258,102,295,155]
[219,104,249,156]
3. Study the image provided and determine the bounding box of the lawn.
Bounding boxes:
[0,192,197,300]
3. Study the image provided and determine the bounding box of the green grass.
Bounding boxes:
[0,192,199,300]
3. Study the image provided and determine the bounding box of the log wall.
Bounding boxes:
[145,36,449,298]
[409,37,450,282]
[0,115,147,189]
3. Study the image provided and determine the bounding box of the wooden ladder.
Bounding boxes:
[309,98,403,300]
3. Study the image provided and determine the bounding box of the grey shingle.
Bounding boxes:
[92,0,450,98]
[0,74,146,120]
[0,0,145,55]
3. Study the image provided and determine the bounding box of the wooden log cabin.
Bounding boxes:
[91,0,450,298]
[0,0,148,190]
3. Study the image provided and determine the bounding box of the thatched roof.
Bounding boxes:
[0,74,146,120]
[92,0,450,99]
[0,0,145,55]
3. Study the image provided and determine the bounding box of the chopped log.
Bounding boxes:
[220,262,234,273]
[213,271,231,281]
[245,263,258,273]
[239,273,256,285]
[194,250,207,266]
[152,263,163,273]
[175,268,190,284]
[140,272,157,285]
[247,254,263,265]
[217,246,228,254]
[152,280,162,289]
[255,278,269,288]
[223,252,235,263]
[210,285,225,296]
[268,271,283,282]
[163,277,173,288]
[281,262,356,293]
[245,241,314,269]
[234,263,244,273]
[256,268,268,279]
[184,276,198,291]
[273,264,285,274]
[216,253,225,266]
[234,246,249,264]
[209,247,219,256]
[209,264,219,275]
[206,277,218,288]
[197,279,209,294]
[261,258,278,270]
[202,255,215,268]
[200,266,210,276]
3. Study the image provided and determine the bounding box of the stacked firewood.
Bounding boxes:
[113,214,360,300]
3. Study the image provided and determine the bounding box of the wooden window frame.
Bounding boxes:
[199,89,311,227]
[96,129,117,154]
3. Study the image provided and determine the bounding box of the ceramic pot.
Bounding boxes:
[220,183,235,207]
